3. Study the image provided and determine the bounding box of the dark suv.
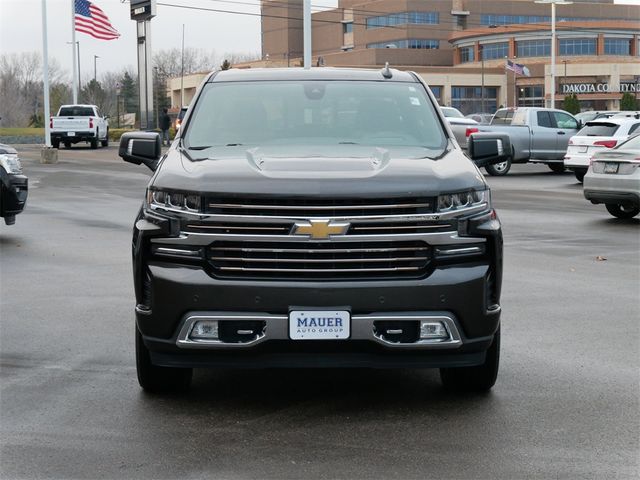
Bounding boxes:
[119,68,509,393]
[0,144,28,225]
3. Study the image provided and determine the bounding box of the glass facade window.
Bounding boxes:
[482,42,509,60]
[366,11,438,29]
[367,39,439,49]
[559,38,597,56]
[518,86,544,108]
[604,38,630,56]
[429,86,442,104]
[451,87,498,115]
[481,14,627,25]
[516,40,551,58]
[342,22,353,34]
[460,46,475,63]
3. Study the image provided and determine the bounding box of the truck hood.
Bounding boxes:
[150,144,486,196]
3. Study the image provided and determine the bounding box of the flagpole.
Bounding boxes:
[42,0,51,147]
[71,0,78,103]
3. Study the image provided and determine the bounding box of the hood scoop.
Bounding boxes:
[246,146,390,179]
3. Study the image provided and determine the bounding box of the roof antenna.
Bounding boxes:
[381,62,392,79]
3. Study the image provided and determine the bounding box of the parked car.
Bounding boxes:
[50,104,109,149]
[119,67,510,393]
[611,111,640,119]
[175,105,189,131]
[440,107,478,150]
[565,117,640,182]
[575,111,620,124]
[466,113,494,125]
[477,107,581,176]
[0,144,28,225]
[584,133,640,219]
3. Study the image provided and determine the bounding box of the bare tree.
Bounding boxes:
[153,47,217,78]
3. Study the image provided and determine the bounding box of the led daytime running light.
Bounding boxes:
[147,189,202,212]
[437,189,489,213]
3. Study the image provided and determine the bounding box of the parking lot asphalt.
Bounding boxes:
[1,145,639,479]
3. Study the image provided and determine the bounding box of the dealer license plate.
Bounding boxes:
[289,310,350,340]
[604,162,619,174]
[67,132,75,136]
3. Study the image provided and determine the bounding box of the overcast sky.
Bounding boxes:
[0,0,637,81]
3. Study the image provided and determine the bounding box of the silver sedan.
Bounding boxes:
[584,133,640,219]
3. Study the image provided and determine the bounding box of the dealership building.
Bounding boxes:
[252,0,640,113]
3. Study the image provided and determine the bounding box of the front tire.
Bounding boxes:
[440,327,500,392]
[136,328,192,393]
[605,203,640,219]
[485,158,512,176]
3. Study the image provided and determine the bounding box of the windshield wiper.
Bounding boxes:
[188,145,213,150]
[338,141,359,145]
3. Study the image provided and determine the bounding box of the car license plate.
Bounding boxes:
[577,146,588,153]
[604,162,619,174]
[289,310,350,340]
[68,132,75,136]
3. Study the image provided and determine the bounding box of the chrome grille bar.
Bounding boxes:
[210,256,429,264]
[207,202,432,211]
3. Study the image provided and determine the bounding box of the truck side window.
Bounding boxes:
[537,111,553,128]
[553,112,577,130]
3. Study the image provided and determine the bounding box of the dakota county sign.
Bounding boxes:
[562,82,640,94]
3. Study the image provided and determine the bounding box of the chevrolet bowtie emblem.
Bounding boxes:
[293,219,350,239]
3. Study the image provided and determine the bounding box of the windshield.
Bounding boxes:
[59,107,94,117]
[441,107,463,118]
[184,81,447,153]
[618,134,640,150]
[577,123,620,137]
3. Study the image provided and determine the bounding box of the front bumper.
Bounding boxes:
[0,169,28,219]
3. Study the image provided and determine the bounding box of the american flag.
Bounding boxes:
[505,60,530,77]
[75,0,120,40]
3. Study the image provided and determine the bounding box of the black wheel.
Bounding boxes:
[136,328,192,392]
[548,163,565,173]
[64,140,71,148]
[605,203,640,219]
[52,138,60,149]
[101,129,109,147]
[574,169,586,183]
[90,137,98,149]
[440,327,500,392]
[485,158,512,176]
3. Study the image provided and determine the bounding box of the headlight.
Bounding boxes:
[146,188,202,213]
[0,154,22,175]
[437,189,490,213]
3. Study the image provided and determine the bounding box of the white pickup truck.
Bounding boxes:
[50,104,109,149]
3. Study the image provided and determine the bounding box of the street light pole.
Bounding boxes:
[535,0,573,109]
[480,45,485,113]
[93,55,99,82]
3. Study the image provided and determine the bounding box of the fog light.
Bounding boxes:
[190,320,219,340]
[420,321,448,340]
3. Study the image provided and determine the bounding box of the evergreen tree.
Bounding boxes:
[562,93,580,115]
[120,71,138,114]
[620,92,638,111]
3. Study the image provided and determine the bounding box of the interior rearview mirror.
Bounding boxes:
[118,131,161,172]
[468,133,511,169]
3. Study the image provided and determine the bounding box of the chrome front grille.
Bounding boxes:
[205,197,434,217]
[208,241,431,279]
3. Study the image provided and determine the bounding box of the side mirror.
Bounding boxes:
[118,131,161,172]
[468,132,511,168]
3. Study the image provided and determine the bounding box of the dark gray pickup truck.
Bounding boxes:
[119,67,509,393]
